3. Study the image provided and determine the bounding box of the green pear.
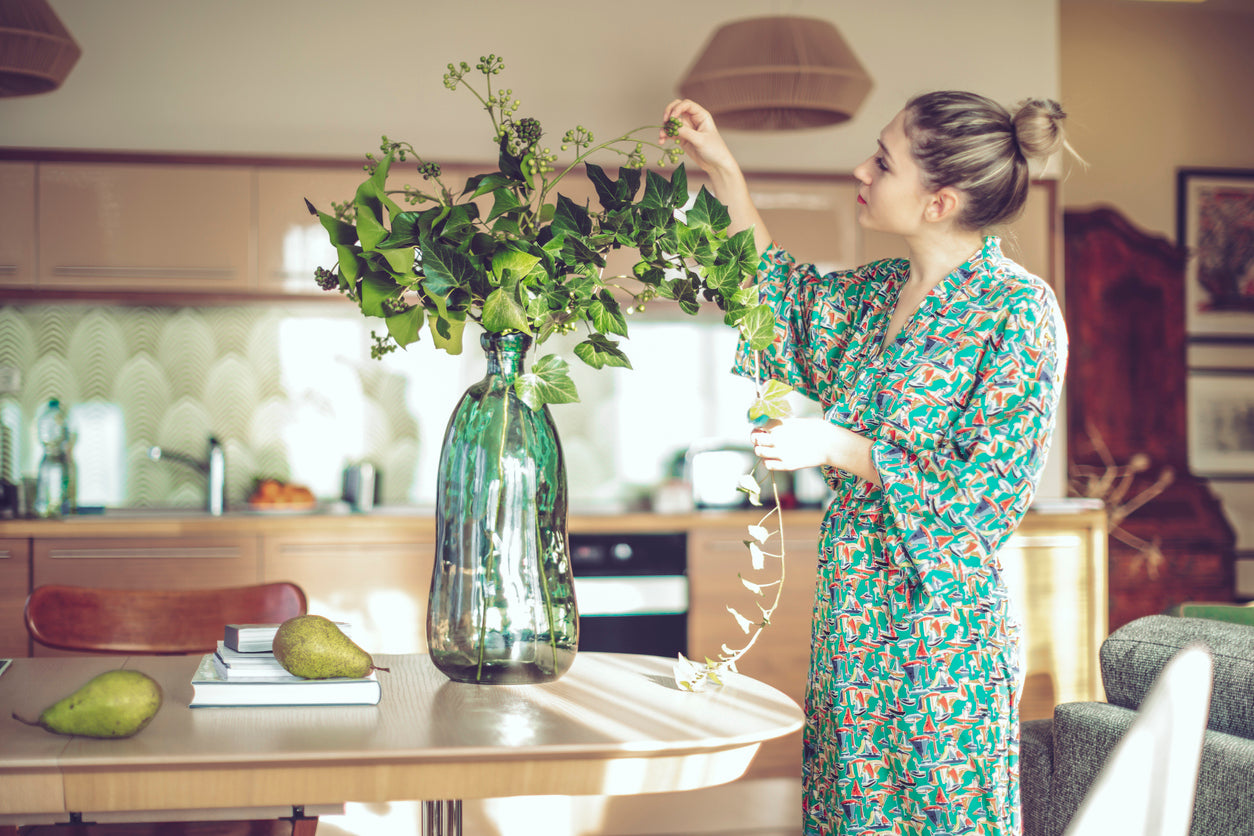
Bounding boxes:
[13,669,162,739]
[272,614,389,679]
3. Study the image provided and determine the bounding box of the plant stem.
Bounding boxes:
[476,376,512,682]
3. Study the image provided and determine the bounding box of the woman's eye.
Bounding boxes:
[875,156,889,172]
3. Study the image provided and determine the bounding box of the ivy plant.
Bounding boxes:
[306,54,775,409]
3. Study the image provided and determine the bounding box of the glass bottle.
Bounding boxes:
[33,398,73,518]
[427,331,578,684]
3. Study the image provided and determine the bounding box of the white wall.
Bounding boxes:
[2,0,1059,171]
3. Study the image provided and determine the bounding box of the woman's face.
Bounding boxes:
[852,109,935,237]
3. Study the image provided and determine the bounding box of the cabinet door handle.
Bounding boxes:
[51,266,237,280]
[0,265,17,275]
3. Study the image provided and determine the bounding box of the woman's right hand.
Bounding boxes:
[661,99,772,253]
[661,99,739,179]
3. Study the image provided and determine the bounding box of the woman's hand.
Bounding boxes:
[661,99,738,178]
[660,99,772,253]
[751,418,882,486]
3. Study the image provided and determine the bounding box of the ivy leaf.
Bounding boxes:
[740,575,764,596]
[482,287,531,334]
[360,274,399,318]
[748,379,795,425]
[420,240,476,297]
[748,541,765,571]
[737,474,763,506]
[515,353,579,410]
[305,199,357,245]
[669,164,688,207]
[727,606,754,635]
[491,246,542,283]
[684,186,731,232]
[385,305,424,348]
[737,303,777,352]
[465,171,516,199]
[488,187,524,223]
[428,309,466,355]
[640,169,673,211]
[573,333,632,370]
[552,193,592,237]
[747,524,771,543]
[587,290,628,337]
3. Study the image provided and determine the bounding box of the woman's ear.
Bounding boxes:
[925,187,964,223]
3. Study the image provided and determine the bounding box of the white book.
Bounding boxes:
[212,653,293,681]
[223,621,351,653]
[189,655,381,707]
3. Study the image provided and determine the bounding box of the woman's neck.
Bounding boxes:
[905,229,985,289]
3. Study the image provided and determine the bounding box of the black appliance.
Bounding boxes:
[569,531,687,657]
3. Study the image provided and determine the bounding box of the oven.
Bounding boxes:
[569,531,688,657]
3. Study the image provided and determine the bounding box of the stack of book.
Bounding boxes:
[189,622,381,707]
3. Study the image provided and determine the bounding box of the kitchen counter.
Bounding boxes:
[0,499,1102,539]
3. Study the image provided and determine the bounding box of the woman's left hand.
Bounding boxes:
[751,418,882,486]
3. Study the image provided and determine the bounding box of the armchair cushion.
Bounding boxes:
[1099,615,1254,739]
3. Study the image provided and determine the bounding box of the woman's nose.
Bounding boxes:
[852,158,872,184]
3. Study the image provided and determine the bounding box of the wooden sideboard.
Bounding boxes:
[0,503,1106,782]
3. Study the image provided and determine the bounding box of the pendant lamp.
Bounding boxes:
[678,16,872,131]
[0,0,81,98]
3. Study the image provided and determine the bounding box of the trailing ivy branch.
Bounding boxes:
[305,54,776,410]
[674,373,796,693]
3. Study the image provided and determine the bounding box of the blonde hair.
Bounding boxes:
[904,91,1071,230]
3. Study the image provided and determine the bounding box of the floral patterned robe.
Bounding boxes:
[734,237,1068,835]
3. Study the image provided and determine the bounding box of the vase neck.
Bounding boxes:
[482,331,531,381]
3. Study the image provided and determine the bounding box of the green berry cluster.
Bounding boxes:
[369,331,398,360]
[381,295,410,315]
[417,161,441,180]
[476,54,505,75]
[514,117,543,146]
[442,61,471,90]
[664,117,682,138]
[313,266,339,291]
[560,126,594,153]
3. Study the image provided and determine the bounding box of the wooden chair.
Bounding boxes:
[19,582,318,836]
[25,582,307,655]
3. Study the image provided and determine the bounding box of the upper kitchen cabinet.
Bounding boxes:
[37,163,253,293]
[0,163,36,287]
[255,165,367,296]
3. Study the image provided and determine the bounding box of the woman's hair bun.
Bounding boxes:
[1012,98,1068,161]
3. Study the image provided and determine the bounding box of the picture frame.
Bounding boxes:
[1179,168,1254,338]
[1187,370,1254,477]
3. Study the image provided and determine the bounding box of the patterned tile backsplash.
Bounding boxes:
[0,303,763,510]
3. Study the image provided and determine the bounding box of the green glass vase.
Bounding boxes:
[427,331,578,684]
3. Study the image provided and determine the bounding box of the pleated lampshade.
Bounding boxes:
[0,0,81,97]
[678,16,872,131]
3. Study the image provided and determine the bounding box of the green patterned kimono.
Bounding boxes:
[734,237,1067,835]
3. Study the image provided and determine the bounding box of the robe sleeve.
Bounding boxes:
[871,282,1068,605]
[732,244,872,401]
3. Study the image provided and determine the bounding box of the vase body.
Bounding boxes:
[427,332,578,683]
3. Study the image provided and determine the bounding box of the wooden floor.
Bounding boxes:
[315,779,802,836]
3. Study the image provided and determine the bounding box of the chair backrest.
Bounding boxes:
[25,582,308,654]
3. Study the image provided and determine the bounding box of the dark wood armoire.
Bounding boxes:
[1063,207,1235,631]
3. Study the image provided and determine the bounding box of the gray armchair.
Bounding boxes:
[1021,615,1254,836]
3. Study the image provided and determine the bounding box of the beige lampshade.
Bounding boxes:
[0,0,81,97]
[678,16,872,131]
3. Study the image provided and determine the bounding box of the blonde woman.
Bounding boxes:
[663,92,1071,835]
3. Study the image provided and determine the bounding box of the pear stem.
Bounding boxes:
[11,712,38,727]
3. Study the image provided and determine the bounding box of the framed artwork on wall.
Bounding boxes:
[1187,370,1254,478]
[1179,168,1254,338]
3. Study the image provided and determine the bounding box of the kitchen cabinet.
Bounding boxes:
[37,163,253,293]
[29,534,260,656]
[255,166,367,295]
[0,163,36,287]
[261,529,436,655]
[0,539,30,658]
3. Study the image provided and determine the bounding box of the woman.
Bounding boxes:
[662,92,1071,834]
